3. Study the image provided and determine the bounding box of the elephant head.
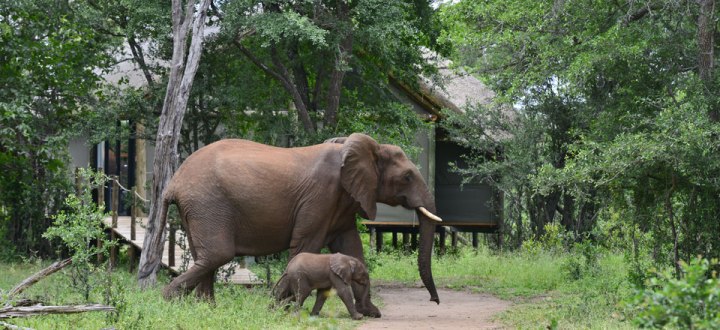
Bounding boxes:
[333,133,441,304]
[330,253,381,317]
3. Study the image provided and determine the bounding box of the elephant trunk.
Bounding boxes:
[416,201,440,304]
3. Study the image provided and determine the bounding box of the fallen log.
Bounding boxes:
[0,304,115,319]
[6,258,72,299]
[0,320,34,330]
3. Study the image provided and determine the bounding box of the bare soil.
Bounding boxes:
[357,285,512,330]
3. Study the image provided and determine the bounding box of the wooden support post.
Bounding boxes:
[129,246,136,273]
[96,169,104,264]
[369,227,376,252]
[392,232,398,249]
[472,232,478,248]
[451,231,458,248]
[439,230,446,255]
[411,233,417,250]
[497,230,503,251]
[402,233,409,250]
[168,224,176,268]
[131,187,137,241]
[376,230,383,253]
[110,176,119,270]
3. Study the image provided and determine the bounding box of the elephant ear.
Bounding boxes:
[324,136,348,144]
[340,133,380,220]
[330,254,354,285]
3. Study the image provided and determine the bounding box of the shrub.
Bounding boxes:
[42,168,117,301]
[626,257,720,329]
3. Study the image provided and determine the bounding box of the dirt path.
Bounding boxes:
[357,286,511,330]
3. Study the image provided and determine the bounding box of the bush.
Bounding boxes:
[626,257,720,329]
[522,222,569,255]
[42,168,117,301]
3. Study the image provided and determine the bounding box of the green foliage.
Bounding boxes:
[207,0,443,146]
[521,222,569,255]
[0,0,120,259]
[561,241,601,281]
[42,169,117,301]
[439,0,720,274]
[626,257,720,329]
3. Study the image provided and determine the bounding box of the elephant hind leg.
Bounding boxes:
[163,252,233,301]
[194,271,215,300]
[310,288,330,316]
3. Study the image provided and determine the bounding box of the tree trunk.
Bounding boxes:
[666,174,680,277]
[324,1,353,129]
[137,0,212,288]
[698,0,717,121]
[561,193,575,234]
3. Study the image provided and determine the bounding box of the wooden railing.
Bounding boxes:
[101,174,186,273]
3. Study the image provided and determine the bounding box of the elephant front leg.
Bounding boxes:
[334,283,363,320]
[328,229,381,318]
[310,288,330,316]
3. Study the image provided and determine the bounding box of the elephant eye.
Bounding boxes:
[403,172,412,182]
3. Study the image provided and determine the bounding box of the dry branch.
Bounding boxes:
[0,304,115,319]
[0,320,34,330]
[6,258,72,300]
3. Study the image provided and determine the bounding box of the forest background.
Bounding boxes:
[1,0,720,328]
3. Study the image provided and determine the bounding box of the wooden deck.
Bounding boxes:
[103,216,261,285]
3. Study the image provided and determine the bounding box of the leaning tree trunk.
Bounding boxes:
[137,0,212,288]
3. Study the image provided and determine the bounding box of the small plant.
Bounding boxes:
[42,168,117,301]
[522,222,568,255]
[562,240,601,281]
[626,257,720,329]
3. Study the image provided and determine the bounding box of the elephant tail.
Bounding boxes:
[158,189,175,233]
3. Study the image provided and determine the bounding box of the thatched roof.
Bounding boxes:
[389,55,495,119]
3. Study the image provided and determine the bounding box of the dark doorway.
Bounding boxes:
[434,141,498,225]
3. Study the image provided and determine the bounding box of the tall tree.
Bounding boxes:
[137,0,212,288]
[0,0,118,257]
[219,0,443,137]
[440,0,720,268]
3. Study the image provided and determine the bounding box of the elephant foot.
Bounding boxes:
[358,304,381,318]
[351,312,364,320]
[162,285,181,301]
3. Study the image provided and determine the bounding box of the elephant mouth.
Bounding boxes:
[417,207,442,222]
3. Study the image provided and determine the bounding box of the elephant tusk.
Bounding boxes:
[418,207,442,222]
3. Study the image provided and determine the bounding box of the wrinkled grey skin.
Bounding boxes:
[159,133,440,315]
[273,252,380,320]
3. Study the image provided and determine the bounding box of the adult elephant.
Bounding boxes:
[160,133,441,314]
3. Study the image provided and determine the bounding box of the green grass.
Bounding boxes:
[2,246,638,329]
[0,260,358,329]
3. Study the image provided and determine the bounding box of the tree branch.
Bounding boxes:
[270,46,316,132]
[622,3,663,26]
[0,320,33,330]
[233,41,286,85]
[0,305,115,319]
[6,258,72,300]
[287,41,312,112]
[128,37,155,88]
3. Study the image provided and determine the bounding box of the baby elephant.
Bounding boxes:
[273,252,381,320]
